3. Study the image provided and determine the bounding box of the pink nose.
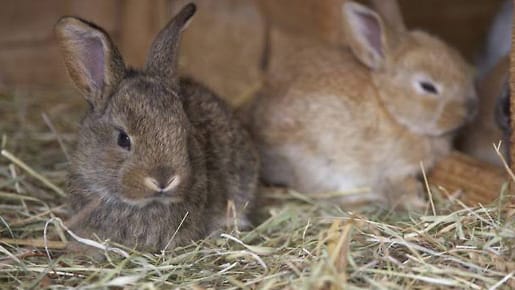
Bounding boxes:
[144,175,181,193]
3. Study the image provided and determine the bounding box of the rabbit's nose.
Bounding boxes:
[144,175,181,193]
[144,166,181,193]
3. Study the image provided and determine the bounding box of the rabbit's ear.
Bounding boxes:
[55,17,125,108]
[145,3,196,87]
[342,2,387,70]
[369,0,406,34]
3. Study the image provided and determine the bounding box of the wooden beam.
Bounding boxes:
[429,151,508,205]
[119,0,170,67]
[510,8,515,173]
[255,0,344,46]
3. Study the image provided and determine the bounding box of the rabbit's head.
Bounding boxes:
[343,1,477,136]
[56,4,201,205]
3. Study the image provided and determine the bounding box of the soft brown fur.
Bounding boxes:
[456,56,509,166]
[243,1,476,209]
[256,0,345,47]
[55,3,258,252]
[174,0,264,104]
[175,0,346,104]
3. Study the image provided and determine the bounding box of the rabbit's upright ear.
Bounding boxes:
[145,3,196,87]
[369,0,406,34]
[55,17,125,108]
[342,2,387,70]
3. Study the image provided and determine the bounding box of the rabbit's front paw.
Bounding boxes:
[380,177,427,211]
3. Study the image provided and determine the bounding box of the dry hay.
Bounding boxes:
[0,90,514,289]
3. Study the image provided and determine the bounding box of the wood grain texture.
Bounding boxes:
[398,0,504,61]
[429,151,508,205]
[510,7,515,173]
[0,0,506,93]
[174,0,264,105]
[120,0,170,68]
[0,0,121,91]
[256,0,344,46]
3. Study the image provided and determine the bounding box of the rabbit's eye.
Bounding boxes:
[117,131,131,151]
[419,81,438,94]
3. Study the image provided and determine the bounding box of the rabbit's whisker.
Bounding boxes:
[143,177,162,192]
[163,176,181,192]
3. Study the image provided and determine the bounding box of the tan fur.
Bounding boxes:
[256,0,345,46]
[456,55,509,165]
[175,0,347,104]
[244,1,476,209]
[174,0,264,104]
[369,0,405,34]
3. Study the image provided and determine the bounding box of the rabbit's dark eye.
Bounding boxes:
[117,131,131,151]
[420,81,438,94]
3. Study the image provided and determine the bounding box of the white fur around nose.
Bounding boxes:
[163,175,181,192]
[144,175,181,192]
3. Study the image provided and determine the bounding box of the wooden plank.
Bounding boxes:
[256,0,344,46]
[429,151,508,205]
[120,0,170,67]
[0,0,122,90]
[174,0,264,104]
[398,0,505,61]
[0,0,507,92]
[0,44,68,88]
[0,0,120,45]
[0,0,64,44]
[68,0,121,33]
[510,7,515,174]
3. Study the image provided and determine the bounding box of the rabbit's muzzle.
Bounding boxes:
[143,166,181,196]
[120,165,185,204]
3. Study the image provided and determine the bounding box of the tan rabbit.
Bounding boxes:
[244,0,477,209]
[456,56,509,165]
[456,0,512,165]
[55,3,258,252]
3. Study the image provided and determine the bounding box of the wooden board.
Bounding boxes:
[0,0,506,95]
[429,152,508,205]
[0,0,121,91]
[510,8,515,174]
[398,0,505,61]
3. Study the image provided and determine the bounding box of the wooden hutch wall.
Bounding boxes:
[0,0,506,98]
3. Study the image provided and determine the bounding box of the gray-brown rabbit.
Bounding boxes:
[55,3,258,252]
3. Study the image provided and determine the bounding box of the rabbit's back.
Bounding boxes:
[180,78,258,228]
[249,36,451,194]
[59,4,259,253]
